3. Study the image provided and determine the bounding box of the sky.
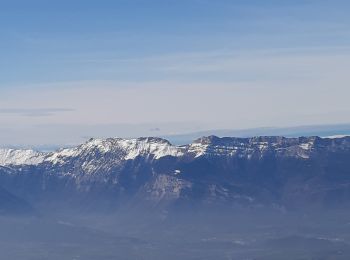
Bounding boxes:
[1,0,350,147]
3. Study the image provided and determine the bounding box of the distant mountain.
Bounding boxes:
[1,135,350,213]
[165,124,350,145]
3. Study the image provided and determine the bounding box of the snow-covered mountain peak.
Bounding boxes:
[114,137,184,160]
[44,137,184,165]
[0,148,44,166]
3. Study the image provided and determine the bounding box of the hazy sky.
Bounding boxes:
[1,0,350,146]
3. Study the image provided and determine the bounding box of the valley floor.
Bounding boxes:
[1,209,350,260]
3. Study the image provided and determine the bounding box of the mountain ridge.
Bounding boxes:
[1,135,348,167]
[0,135,350,213]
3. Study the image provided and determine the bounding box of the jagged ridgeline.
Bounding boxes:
[0,136,350,213]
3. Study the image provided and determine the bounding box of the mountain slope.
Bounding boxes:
[0,167,33,214]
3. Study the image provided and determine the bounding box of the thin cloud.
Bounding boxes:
[0,108,75,117]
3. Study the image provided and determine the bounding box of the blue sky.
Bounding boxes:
[1,0,350,146]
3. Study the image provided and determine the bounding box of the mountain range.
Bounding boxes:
[1,135,350,214]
